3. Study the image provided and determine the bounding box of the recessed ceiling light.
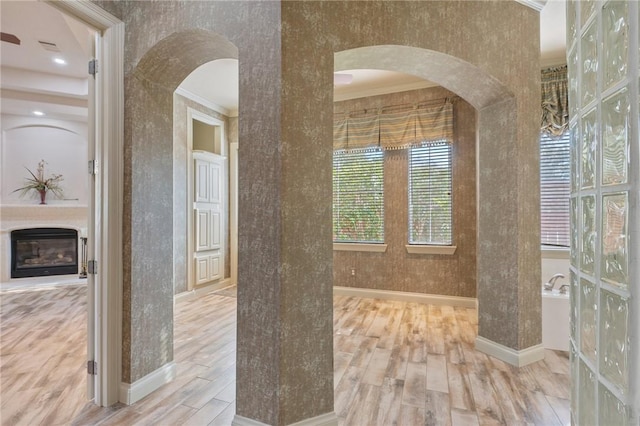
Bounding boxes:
[53,58,67,65]
[32,110,45,116]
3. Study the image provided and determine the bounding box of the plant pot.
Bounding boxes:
[38,189,47,205]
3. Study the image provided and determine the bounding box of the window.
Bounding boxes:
[408,143,452,245]
[333,149,384,243]
[540,131,570,247]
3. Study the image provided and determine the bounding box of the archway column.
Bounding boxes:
[234,6,337,424]
[475,99,544,366]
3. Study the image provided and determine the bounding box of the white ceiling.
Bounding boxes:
[1,1,93,121]
[540,0,568,67]
[177,58,239,116]
[1,0,566,120]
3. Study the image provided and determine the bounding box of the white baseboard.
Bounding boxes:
[289,412,338,426]
[475,336,544,367]
[333,286,477,308]
[175,278,233,302]
[232,415,269,426]
[232,412,338,426]
[119,361,176,405]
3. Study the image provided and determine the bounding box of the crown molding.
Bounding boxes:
[45,0,123,29]
[514,0,546,12]
[334,80,437,102]
[175,87,237,117]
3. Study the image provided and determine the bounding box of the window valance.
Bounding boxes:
[541,65,569,136]
[334,99,453,151]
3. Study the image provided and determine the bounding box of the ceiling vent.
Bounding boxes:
[38,40,60,52]
[1,32,21,45]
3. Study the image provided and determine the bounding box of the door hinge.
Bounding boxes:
[87,360,97,375]
[88,260,98,275]
[88,160,98,176]
[88,59,98,76]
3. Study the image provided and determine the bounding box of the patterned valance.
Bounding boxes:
[541,66,569,136]
[334,99,453,151]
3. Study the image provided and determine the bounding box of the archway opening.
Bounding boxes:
[123,29,239,402]
[333,45,527,356]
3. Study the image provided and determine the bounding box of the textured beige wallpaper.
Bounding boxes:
[333,87,477,297]
[94,0,540,423]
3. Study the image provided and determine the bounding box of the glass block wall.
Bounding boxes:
[567,0,639,424]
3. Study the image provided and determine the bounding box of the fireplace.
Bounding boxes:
[10,228,79,278]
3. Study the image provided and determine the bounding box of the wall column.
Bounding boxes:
[475,97,544,366]
[234,4,336,426]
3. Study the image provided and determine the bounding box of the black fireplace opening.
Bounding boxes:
[10,228,79,278]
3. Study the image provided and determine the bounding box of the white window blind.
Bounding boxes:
[540,131,570,247]
[333,149,384,243]
[409,143,452,245]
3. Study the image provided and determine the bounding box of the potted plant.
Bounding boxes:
[13,160,64,204]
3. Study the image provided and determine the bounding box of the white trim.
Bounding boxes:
[289,412,339,426]
[229,142,238,286]
[174,279,234,303]
[514,0,546,12]
[46,0,123,29]
[232,412,338,426]
[99,16,124,409]
[334,80,437,102]
[541,246,570,260]
[333,243,387,253]
[232,415,269,426]
[474,336,545,367]
[405,245,457,255]
[540,58,568,69]
[45,0,124,407]
[333,286,477,308]
[176,87,237,117]
[186,110,228,292]
[188,108,227,157]
[119,362,177,405]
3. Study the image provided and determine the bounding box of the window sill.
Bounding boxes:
[406,245,457,255]
[333,243,388,253]
[541,246,570,259]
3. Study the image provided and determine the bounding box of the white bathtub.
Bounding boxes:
[542,288,570,351]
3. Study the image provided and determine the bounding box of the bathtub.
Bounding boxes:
[542,288,570,351]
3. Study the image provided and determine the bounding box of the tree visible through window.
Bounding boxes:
[540,131,570,247]
[332,149,384,243]
[409,143,452,245]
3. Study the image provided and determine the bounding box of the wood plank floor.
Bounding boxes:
[1,284,88,425]
[0,285,570,425]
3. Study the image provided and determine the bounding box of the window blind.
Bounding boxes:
[540,131,570,247]
[333,149,384,243]
[409,143,452,245]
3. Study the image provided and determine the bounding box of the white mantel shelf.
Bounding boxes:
[1,204,88,225]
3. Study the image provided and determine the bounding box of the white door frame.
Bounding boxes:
[86,29,98,402]
[45,0,124,407]
[229,142,238,286]
[186,108,226,291]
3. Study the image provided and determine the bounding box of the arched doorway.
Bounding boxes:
[335,45,542,365]
[121,29,238,403]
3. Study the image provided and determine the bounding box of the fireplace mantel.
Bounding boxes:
[1,204,88,222]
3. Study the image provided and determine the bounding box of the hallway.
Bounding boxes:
[0,285,570,425]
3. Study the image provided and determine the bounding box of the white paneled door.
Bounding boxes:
[193,152,224,285]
